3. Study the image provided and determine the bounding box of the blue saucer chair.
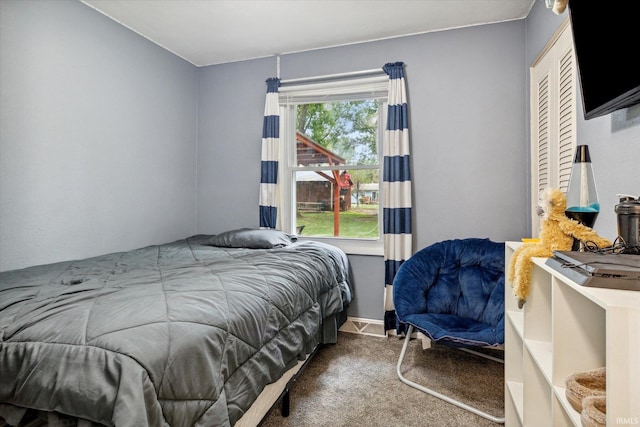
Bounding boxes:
[393,238,505,423]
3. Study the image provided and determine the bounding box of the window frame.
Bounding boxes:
[277,75,388,255]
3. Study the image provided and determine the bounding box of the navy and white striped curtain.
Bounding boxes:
[382,62,412,332]
[259,77,281,229]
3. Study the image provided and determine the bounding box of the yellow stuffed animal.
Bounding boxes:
[508,188,612,308]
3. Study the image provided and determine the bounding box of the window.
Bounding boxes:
[278,74,388,254]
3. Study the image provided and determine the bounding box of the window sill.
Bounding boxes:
[297,237,383,256]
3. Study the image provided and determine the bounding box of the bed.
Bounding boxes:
[0,230,352,427]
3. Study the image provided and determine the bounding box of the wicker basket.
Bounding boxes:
[565,367,606,412]
[581,395,606,427]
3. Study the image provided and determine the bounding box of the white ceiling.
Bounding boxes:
[80,0,536,67]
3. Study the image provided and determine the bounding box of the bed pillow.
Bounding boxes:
[207,228,297,249]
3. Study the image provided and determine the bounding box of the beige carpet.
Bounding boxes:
[259,331,504,427]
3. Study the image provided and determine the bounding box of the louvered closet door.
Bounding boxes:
[529,18,577,235]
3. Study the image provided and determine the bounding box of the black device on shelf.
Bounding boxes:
[545,250,640,291]
[568,2,640,120]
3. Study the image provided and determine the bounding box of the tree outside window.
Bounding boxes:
[293,100,380,239]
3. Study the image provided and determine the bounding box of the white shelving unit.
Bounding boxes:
[504,241,640,427]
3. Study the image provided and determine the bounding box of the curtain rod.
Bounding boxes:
[279,68,385,86]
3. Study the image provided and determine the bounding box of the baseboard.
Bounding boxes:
[339,316,388,337]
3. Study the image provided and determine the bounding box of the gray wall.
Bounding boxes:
[196,57,275,234]
[0,0,198,271]
[197,22,529,320]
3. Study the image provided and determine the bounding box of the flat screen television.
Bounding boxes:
[568,2,640,120]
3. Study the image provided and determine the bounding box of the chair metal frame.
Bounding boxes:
[396,324,505,424]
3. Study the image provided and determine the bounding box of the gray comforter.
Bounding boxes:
[0,235,351,427]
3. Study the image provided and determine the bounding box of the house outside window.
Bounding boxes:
[278,74,388,255]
